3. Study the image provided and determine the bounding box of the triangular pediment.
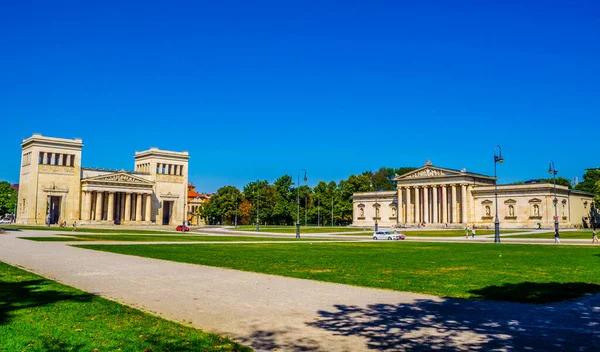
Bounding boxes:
[396,166,463,180]
[83,172,154,186]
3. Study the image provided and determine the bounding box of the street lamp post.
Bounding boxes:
[494,145,504,243]
[317,197,320,226]
[549,161,559,237]
[297,169,307,238]
[370,176,379,232]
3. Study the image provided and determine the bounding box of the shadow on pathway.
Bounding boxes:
[306,282,600,351]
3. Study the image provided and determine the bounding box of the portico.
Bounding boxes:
[80,172,154,224]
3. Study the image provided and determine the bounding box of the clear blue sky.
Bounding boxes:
[2,1,598,192]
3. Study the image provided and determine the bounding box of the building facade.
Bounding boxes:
[17,134,189,226]
[187,183,212,225]
[353,161,595,229]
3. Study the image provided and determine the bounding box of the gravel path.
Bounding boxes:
[1,229,599,351]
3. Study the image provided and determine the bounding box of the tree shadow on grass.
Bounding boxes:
[308,283,600,351]
[0,279,93,325]
[469,281,600,304]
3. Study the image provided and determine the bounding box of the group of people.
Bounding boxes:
[465,226,475,239]
[53,218,77,231]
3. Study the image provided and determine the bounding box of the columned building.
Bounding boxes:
[353,161,595,229]
[17,134,189,226]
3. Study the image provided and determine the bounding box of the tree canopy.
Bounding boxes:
[0,182,17,217]
[197,166,416,226]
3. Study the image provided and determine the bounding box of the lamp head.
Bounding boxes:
[498,157,503,163]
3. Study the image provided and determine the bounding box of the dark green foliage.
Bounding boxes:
[0,181,17,217]
[575,169,600,193]
[201,166,416,227]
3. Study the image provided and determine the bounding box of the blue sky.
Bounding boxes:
[2,1,598,192]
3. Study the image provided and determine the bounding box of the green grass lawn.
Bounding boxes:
[507,230,595,240]
[76,242,600,304]
[19,234,334,242]
[2,225,178,234]
[0,261,250,351]
[235,225,368,234]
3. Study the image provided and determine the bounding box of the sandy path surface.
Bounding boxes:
[1,229,599,351]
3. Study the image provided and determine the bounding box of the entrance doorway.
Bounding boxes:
[48,196,62,224]
[162,201,173,225]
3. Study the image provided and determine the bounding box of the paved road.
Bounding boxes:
[1,229,599,351]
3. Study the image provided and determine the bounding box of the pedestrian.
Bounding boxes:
[554,229,560,243]
[471,227,476,239]
[72,221,77,232]
[592,228,598,244]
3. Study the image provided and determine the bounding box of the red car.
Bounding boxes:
[176,225,190,232]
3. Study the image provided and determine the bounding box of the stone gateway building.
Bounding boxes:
[353,161,595,229]
[17,134,189,226]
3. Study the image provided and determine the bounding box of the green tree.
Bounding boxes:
[338,174,371,224]
[0,182,17,217]
[575,169,600,193]
[271,175,295,225]
[395,167,418,177]
[594,180,600,208]
[201,186,242,225]
[540,176,572,188]
[243,180,270,225]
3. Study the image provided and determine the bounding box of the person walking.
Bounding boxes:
[72,221,77,232]
[471,227,476,239]
[593,228,598,244]
[554,229,560,243]
[465,226,470,239]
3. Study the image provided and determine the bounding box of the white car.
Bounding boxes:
[0,219,11,224]
[372,231,403,240]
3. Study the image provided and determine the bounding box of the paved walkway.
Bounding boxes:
[1,230,599,351]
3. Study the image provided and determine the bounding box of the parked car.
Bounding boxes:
[372,231,405,240]
[176,225,190,232]
[0,219,11,224]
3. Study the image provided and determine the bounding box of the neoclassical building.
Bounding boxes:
[353,161,595,229]
[17,134,189,226]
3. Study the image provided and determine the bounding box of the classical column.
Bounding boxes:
[136,193,143,221]
[432,185,438,224]
[413,187,419,224]
[398,187,404,224]
[124,193,131,222]
[95,191,104,221]
[145,194,152,222]
[423,186,429,224]
[115,193,121,223]
[107,192,115,222]
[405,187,412,223]
[441,185,448,224]
[461,184,467,223]
[451,185,457,224]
